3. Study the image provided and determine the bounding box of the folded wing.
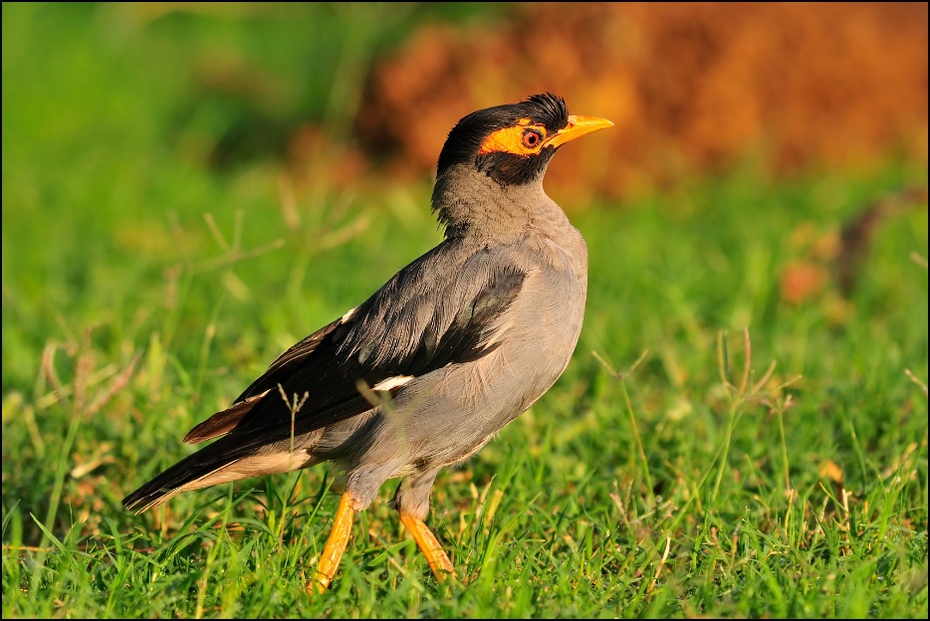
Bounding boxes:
[184,241,526,450]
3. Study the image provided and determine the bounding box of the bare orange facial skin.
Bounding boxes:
[479,118,549,156]
[478,114,614,157]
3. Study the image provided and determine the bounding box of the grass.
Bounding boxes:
[2,3,928,618]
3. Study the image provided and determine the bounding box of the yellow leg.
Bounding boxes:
[399,512,455,581]
[308,492,355,594]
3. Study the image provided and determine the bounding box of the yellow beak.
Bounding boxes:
[544,115,614,149]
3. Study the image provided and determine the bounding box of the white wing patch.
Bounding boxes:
[372,375,414,391]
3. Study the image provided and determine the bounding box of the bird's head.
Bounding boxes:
[436,93,613,186]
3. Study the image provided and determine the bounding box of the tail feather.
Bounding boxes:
[122,439,242,513]
[123,436,317,513]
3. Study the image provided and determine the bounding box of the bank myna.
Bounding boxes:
[123,93,613,592]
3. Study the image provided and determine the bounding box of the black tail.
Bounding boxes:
[122,437,241,513]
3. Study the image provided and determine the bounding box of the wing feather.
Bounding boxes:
[183,241,527,446]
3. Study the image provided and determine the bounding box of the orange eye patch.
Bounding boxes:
[479,120,549,156]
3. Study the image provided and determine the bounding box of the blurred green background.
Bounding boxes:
[2,3,927,618]
[3,2,927,391]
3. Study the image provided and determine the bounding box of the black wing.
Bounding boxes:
[184,240,527,449]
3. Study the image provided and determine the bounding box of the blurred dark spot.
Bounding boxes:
[836,186,928,296]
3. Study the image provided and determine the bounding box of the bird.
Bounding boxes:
[123,93,613,592]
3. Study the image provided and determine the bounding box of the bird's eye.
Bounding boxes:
[522,129,543,149]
